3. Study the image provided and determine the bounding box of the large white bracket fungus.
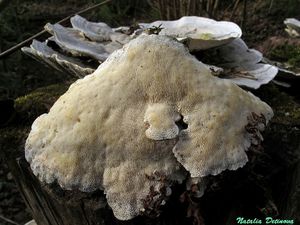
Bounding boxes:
[25,35,273,220]
[139,16,242,51]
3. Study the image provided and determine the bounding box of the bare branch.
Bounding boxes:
[241,0,248,30]
[0,0,112,59]
[230,0,241,20]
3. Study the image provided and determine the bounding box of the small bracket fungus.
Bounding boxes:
[71,15,131,44]
[25,35,273,221]
[203,38,278,89]
[71,15,113,42]
[22,40,94,78]
[284,18,300,37]
[144,103,181,140]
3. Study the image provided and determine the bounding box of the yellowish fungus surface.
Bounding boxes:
[25,35,273,220]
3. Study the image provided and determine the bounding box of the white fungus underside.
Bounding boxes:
[25,35,273,220]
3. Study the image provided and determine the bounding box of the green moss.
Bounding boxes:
[0,83,69,159]
[14,83,69,125]
[254,84,300,126]
[269,44,300,68]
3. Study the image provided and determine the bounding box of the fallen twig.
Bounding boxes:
[241,0,248,30]
[0,215,20,225]
[268,0,274,14]
[0,0,112,59]
[230,0,240,20]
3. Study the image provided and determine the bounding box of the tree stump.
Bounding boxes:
[0,83,300,225]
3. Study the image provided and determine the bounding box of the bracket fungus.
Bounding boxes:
[22,15,278,90]
[203,38,278,89]
[139,16,242,51]
[22,40,94,78]
[25,35,273,220]
[284,18,300,37]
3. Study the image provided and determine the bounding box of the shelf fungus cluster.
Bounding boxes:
[22,15,278,89]
[284,18,300,37]
[25,35,274,221]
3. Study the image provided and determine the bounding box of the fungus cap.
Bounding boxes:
[22,40,94,78]
[25,34,273,220]
[140,16,242,50]
[204,38,278,89]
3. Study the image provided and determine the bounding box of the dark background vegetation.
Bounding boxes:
[0,0,299,224]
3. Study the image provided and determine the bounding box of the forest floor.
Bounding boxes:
[0,1,299,225]
[0,159,32,225]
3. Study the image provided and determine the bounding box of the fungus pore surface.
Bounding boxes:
[25,35,273,220]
